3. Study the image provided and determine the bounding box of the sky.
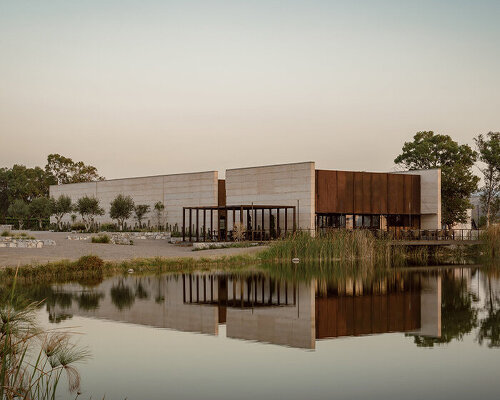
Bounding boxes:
[0,0,499,179]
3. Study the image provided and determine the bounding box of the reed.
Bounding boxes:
[259,230,396,265]
[480,225,500,262]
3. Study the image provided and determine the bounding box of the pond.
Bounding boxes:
[12,266,500,399]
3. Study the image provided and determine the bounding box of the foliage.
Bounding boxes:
[109,194,135,230]
[1,230,9,237]
[110,280,135,310]
[29,197,52,229]
[0,277,90,399]
[99,222,118,232]
[232,222,246,241]
[475,132,500,226]
[0,165,52,218]
[50,195,73,231]
[480,225,500,261]
[70,222,86,231]
[45,153,104,185]
[394,131,479,227]
[7,199,30,230]
[154,201,165,229]
[91,234,111,244]
[134,204,150,228]
[73,196,104,231]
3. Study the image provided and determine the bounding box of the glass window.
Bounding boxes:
[355,215,363,228]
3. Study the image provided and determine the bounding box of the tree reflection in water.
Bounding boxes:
[410,271,479,347]
[110,279,135,311]
[477,274,500,348]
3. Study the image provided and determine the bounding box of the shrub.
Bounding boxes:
[71,222,86,231]
[100,222,118,232]
[91,234,111,244]
[1,230,9,237]
[75,255,105,271]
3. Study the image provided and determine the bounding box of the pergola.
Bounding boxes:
[182,205,297,242]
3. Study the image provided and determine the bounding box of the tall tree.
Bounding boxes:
[50,195,73,231]
[29,197,52,230]
[154,201,165,230]
[395,131,479,228]
[74,196,104,231]
[474,132,500,227]
[109,194,135,231]
[134,204,150,228]
[7,199,30,230]
[45,154,104,185]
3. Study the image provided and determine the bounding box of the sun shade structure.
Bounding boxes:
[182,205,297,242]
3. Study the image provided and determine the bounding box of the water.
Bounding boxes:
[11,267,500,399]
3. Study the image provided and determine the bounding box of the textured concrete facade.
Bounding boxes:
[50,171,218,229]
[225,162,316,231]
[396,169,441,229]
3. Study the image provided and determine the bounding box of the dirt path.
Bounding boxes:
[0,231,266,267]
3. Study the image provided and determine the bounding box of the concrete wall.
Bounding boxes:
[226,281,316,349]
[396,169,441,229]
[49,171,218,229]
[225,162,316,231]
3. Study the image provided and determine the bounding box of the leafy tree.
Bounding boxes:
[74,196,104,231]
[7,199,30,230]
[134,204,150,228]
[154,201,165,229]
[109,194,135,231]
[51,195,73,231]
[475,132,500,227]
[45,154,104,185]
[395,131,479,228]
[29,197,52,229]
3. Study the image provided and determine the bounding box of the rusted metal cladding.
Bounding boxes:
[315,170,420,215]
[218,180,226,206]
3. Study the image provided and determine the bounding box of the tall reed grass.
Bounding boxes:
[259,230,398,265]
[481,225,500,262]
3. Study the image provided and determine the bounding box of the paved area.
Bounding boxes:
[0,231,266,267]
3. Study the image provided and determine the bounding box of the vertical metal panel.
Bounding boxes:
[218,180,226,206]
[362,172,372,213]
[353,172,364,214]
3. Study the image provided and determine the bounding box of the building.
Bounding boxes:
[50,161,441,237]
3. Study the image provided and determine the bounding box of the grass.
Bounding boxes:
[259,230,397,265]
[0,232,36,240]
[480,225,500,264]
[192,241,264,251]
[1,230,9,237]
[0,254,258,285]
[91,234,111,244]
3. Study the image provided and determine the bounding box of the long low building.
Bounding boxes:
[49,161,441,236]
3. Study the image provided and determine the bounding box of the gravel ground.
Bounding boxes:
[0,231,266,267]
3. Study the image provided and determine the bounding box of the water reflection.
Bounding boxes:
[5,267,500,350]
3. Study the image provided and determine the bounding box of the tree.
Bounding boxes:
[7,199,30,230]
[475,132,500,227]
[395,131,479,228]
[45,154,104,185]
[29,197,52,229]
[51,195,73,231]
[109,194,135,231]
[154,201,165,230]
[74,196,104,231]
[134,204,150,228]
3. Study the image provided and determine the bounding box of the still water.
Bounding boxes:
[15,267,500,399]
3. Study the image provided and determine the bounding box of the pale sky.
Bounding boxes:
[1,0,498,179]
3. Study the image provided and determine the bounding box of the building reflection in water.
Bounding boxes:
[46,271,442,349]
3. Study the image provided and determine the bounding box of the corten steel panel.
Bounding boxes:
[404,175,413,214]
[353,172,364,214]
[412,175,421,214]
[388,174,405,214]
[316,170,420,215]
[218,180,226,206]
[315,170,339,213]
[362,173,373,213]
